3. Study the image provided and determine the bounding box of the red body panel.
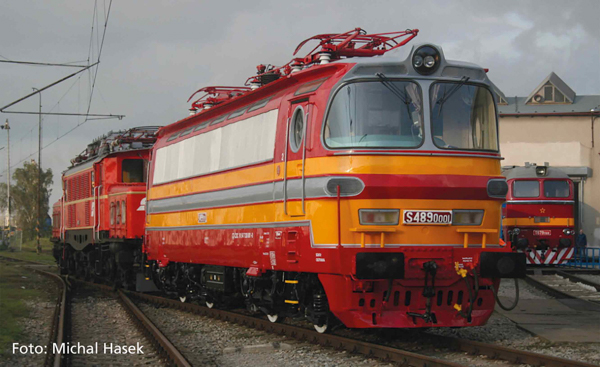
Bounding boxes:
[52,150,150,247]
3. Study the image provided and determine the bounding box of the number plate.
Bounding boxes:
[403,210,452,225]
[533,230,552,236]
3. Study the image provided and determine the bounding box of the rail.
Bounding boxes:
[123,287,598,367]
[6,257,597,367]
[27,268,67,367]
[117,290,191,367]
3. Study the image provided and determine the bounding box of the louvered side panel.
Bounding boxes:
[85,201,90,226]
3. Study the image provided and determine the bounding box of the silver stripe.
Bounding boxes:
[147,176,364,214]
[506,200,574,205]
[146,220,311,231]
[332,151,503,159]
[336,243,502,248]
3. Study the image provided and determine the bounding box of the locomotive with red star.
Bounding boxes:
[502,164,576,265]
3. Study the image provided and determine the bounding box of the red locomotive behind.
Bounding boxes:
[51,127,159,286]
[53,28,526,333]
[502,164,576,265]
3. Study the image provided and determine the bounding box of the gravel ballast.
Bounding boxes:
[69,291,165,366]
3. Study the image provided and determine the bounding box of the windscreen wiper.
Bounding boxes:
[376,72,410,105]
[435,76,470,114]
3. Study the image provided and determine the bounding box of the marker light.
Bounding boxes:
[487,179,508,198]
[359,209,400,226]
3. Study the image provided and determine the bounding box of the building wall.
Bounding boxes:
[499,115,600,246]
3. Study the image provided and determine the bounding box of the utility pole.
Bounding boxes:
[1,120,10,249]
[33,88,42,255]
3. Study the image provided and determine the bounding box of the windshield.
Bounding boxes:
[544,180,570,198]
[324,81,423,148]
[513,181,539,198]
[431,83,498,151]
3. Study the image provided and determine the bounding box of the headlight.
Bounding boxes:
[411,45,440,75]
[413,55,423,68]
[513,228,521,235]
[359,209,400,226]
[424,55,435,68]
[452,210,484,226]
[563,229,575,235]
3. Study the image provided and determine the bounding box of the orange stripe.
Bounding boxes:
[148,198,501,246]
[502,218,573,227]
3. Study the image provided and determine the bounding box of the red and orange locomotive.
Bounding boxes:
[51,127,158,286]
[502,164,575,265]
[53,28,526,333]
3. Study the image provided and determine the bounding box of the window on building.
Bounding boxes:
[544,180,569,198]
[513,180,540,198]
[122,159,145,183]
[532,82,569,104]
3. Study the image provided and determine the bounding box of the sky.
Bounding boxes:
[0,0,598,211]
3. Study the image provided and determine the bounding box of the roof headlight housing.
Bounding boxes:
[412,45,441,75]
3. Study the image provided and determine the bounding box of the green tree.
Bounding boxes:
[11,161,53,241]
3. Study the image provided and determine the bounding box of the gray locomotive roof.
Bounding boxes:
[502,166,571,180]
[331,43,492,86]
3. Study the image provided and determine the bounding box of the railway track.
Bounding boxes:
[6,256,598,367]
[121,284,597,367]
[525,269,600,304]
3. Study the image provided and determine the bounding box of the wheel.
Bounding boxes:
[179,296,187,303]
[267,314,279,323]
[206,301,214,309]
[313,315,330,334]
[314,323,328,334]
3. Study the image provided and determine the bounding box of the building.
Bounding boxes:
[494,72,600,246]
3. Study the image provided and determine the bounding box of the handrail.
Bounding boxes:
[456,228,497,249]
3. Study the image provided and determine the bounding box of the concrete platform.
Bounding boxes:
[497,298,600,343]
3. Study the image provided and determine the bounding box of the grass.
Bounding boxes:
[0,238,56,265]
[0,262,52,356]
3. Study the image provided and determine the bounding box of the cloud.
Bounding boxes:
[0,0,598,209]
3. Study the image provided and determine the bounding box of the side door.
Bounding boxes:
[283,98,311,217]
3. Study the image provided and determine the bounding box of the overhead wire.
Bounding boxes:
[0,0,114,179]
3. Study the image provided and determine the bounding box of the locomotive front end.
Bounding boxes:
[310,44,526,328]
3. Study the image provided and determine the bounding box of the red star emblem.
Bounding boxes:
[540,208,546,214]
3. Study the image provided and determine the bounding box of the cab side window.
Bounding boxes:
[122,159,145,183]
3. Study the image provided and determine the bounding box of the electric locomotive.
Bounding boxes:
[51,127,159,286]
[143,28,525,332]
[502,163,576,265]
